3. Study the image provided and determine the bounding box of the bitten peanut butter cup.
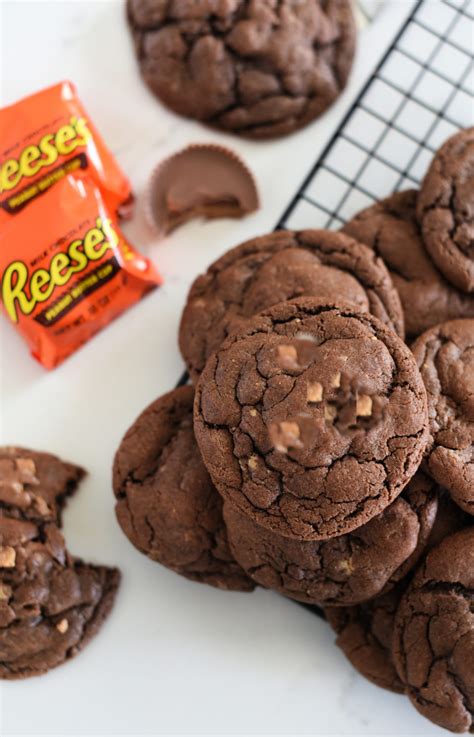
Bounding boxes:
[146,144,259,236]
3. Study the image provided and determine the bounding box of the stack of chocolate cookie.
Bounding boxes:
[113,128,473,733]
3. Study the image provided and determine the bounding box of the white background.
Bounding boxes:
[0,1,448,735]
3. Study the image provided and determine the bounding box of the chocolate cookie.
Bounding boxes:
[180,229,405,379]
[0,521,120,680]
[427,488,471,549]
[223,472,436,607]
[342,190,474,339]
[0,447,85,525]
[392,527,474,733]
[113,386,253,591]
[325,584,406,693]
[0,448,120,679]
[379,471,438,593]
[127,0,356,139]
[324,485,470,696]
[417,128,474,293]
[194,300,429,540]
[412,319,474,515]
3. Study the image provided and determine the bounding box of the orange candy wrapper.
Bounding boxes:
[0,81,161,368]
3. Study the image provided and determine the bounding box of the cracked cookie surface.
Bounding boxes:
[194,300,429,540]
[0,447,85,525]
[0,448,120,679]
[379,471,438,593]
[127,0,355,138]
[113,385,253,591]
[180,229,404,380]
[223,471,437,607]
[325,483,471,696]
[325,583,406,693]
[343,190,474,339]
[412,319,474,515]
[392,527,474,733]
[427,487,471,549]
[417,128,474,293]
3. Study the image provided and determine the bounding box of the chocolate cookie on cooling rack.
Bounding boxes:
[417,127,474,293]
[343,190,474,339]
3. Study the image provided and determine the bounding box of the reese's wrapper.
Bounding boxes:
[0,82,161,368]
[0,81,132,219]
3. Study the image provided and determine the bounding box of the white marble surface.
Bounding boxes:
[1,2,447,735]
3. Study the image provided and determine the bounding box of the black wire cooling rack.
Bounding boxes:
[177,0,473,618]
[277,0,474,231]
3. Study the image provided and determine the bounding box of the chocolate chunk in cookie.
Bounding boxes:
[392,527,474,733]
[194,300,429,540]
[127,0,356,139]
[417,128,474,293]
[113,386,253,591]
[0,519,120,680]
[325,583,406,694]
[224,471,436,607]
[0,447,85,525]
[180,229,404,380]
[412,319,474,515]
[343,190,474,338]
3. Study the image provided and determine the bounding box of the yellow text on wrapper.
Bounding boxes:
[0,116,91,194]
[1,217,119,323]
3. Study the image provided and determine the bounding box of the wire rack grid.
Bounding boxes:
[277,0,474,232]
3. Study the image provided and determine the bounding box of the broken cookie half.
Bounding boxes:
[146,145,259,237]
[0,447,120,679]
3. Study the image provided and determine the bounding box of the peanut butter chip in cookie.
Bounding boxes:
[307,381,323,403]
[0,547,15,568]
[270,421,303,453]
